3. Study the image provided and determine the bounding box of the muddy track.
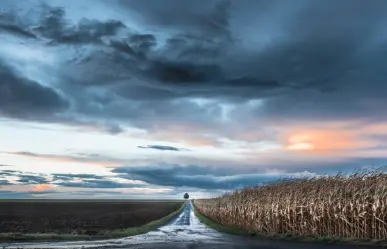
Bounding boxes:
[0,201,375,249]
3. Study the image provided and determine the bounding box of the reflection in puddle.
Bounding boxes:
[1,201,230,249]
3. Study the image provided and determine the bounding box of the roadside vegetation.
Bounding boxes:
[0,200,185,242]
[194,170,387,244]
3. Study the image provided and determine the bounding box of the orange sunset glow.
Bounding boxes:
[1,0,387,202]
[285,129,373,155]
[32,184,52,192]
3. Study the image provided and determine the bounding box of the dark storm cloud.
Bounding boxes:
[70,89,225,131]
[112,164,303,190]
[0,0,279,132]
[49,170,146,189]
[109,34,156,59]
[54,179,144,189]
[138,145,190,152]
[0,23,37,39]
[17,175,49,184]
[120,0,387,104]
[1,0,387,134]
[0,62,69,119]
[0,169,50,185]
[31,4,125,45]
[105,123,125,134]
[0,10,38,38]
[0,170,18,175]
[117,0,232,38]
[0,180,11,185]
[0,169,145,189]
[147,62,222,84]
[112,158,387,190]
[52,173,105,181]
[63,0,387,123]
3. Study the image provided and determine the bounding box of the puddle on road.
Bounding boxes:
[0,201,230,249]
[125,202,224,244]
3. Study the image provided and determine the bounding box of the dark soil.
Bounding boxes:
[0,200,183,235]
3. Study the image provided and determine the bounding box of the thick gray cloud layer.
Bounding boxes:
[18,175,50,184]
[0,180,11,186]
[112,164,319,190]
[52,173,105,181]
[138,145,189,151]
[0,169,145,189]
[54,179,144,189]
[0,165,320,191]
[0,61,69,118]
[2,0,387,196]
[0,0,386,130]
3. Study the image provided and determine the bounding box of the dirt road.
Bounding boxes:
[0,201,376,249]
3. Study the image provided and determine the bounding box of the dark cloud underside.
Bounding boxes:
[1,0,387,198]
[0,0,386,130]
[0,62,69,118]
[113,165,304,190]
[138,145,189,151]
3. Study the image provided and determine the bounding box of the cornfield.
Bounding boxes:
[194,171,387,240]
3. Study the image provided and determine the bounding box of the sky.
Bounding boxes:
[1,0,387,199]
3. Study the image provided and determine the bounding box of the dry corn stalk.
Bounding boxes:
[194,171,387,240]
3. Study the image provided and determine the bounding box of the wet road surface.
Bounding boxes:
[0,201,377,249]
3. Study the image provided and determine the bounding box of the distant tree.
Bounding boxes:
[184,193,189,199]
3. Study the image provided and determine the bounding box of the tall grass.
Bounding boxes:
[194,170,387,240]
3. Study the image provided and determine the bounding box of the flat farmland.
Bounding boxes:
[0,200,183,236]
